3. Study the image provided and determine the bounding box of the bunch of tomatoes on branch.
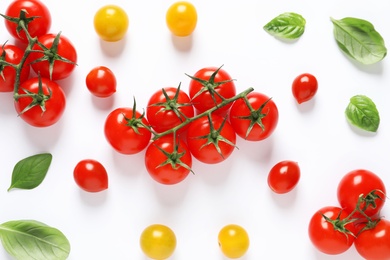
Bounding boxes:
[0,0,77,127]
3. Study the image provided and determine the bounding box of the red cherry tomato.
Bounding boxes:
[0,45,30,92]
[104,107,152,155]
[14,77,66,127]
[229,92,279,141]
[267,160,300,194]
[73,159,108,192]
[85,66,117,98]
[4,0,51,43]
[337,169,386,218]
[308,206,357,255]
[29,33,77,80]
[292,73,318,104]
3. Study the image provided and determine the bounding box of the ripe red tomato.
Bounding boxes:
[188,66,236,115]
[29,33,77,80]
[229,92,279,141]
[337,169,386,218]
[354,219,390,260]
[73,159,108,192]
[308,206,357,255]
[292,73,318,104]
[267,160,300,194]
[186,114,236,164]
[86,66,116,97]
[104,107,152,155]
[0,45,30,92]
[4,0,51,43]
[14,77,66,127]
[145,135,192,185]
[146,86,194,133]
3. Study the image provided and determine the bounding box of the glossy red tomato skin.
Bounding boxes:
[337,169,386,218]
[308,206,357,255]
[86,66,116,97]
[4,0,51,43]
[186,114,236,164]
[29,33,77,80]
[229,92,279,141]
[0,45,30,92]
[146,87,194,133]
[104,108,152,155]
[354,219,390,260]
[188,67,236,115]
[73,159,108,192]
[267,160,300,194]
[14,77,66,127]
[292,73,318,104]
[145,135,192,185]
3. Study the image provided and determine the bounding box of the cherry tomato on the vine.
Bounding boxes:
[218,224,250,259]
[267,160,300,194]
[0,45,30,92]
[337,169,386,218]
[166,1,197,37]
[308,206,357,255]
[354,219,390,260]
[186,114,236,164]
[145,135,192,185]
[4,0,51,43]
[292,73,318,104]
[140,224,177,260]
[146,86,194,134]
[188,66,236,115]
[94,5,129,42]
[73,159,108,193]
[104,107,151,155]
[29,33,77,80]
[229,92,279,141]
[14,77,66,127]
[86,66,116,98]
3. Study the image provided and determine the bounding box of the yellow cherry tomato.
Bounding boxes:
[218,224,250,259]
[93,5,129,42]
[140,224,177,260]
[166,1,197,37]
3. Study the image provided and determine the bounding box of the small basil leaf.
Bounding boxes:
[331,17,387,65]
[0,220,70,260]
[345,95,380,132]
[263,12,306,39]
[8,153,52,191]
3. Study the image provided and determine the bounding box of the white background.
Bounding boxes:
[1,0,390,259]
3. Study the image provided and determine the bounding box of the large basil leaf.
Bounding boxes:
[331,17,387,64]
[345,95,380,132]
[8,153,52,191]
[263,12,306,39]
[0,220,70,260]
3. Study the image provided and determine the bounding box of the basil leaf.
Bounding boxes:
[331,17,387,65]
[263,12,306,39]
[8,153,52,191]
[0,220,70,260]
[345,95,380,132]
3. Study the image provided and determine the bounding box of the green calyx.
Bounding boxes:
[122,98,151,135]
[0,10,38,41]
[155,138,193,174]
[322,210,356,238]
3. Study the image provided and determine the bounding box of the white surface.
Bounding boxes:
[1,0,390,259]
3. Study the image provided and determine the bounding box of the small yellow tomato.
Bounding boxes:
[140,224,177,260]
[218,224,250,259]
[166,1,197,37]
[93,5,129,42]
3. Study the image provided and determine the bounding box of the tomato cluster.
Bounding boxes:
[0,0,77,127]
[308,169,389,259]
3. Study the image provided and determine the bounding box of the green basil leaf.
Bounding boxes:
[8,153,52,191]
[345,95,380,132]
[263,12,306,39]
[331,17,387,64]
[0,220,70,260]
